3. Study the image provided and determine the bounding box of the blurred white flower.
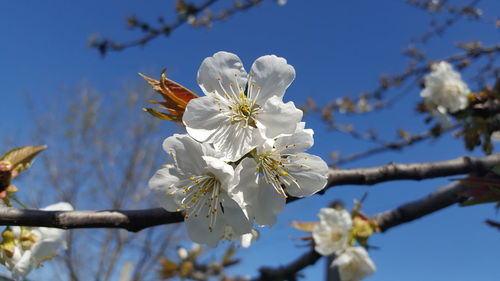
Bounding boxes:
[356,97,371,112]
[177,247,188,260]
[223,227,259,248]
[183,51,302,162]
[332,246,376,281]
[277,0,287,6]
[187,15,196,25]
[1,202,73,280]
[491,131,500,142]
[312,208,352,256]
[149,134,252,247]
[420,61,470,122]
[235,123,328,226]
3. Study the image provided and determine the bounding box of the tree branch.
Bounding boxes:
[372,181,468,231]
[252,180,472,280]
[0,208,183,232]
[326,154,498,187]
[0,154,499,231]
[251,249,322,281]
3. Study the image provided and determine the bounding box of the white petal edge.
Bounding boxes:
[285,153,328,197]
[249,55,295,104]
[256,96,303,139]
[197,51,248,97]
[148,167,183,212]
[183,96,229,144]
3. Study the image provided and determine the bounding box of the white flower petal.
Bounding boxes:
[148,167,183,212]
[11,250,33,279]
[185,205,226,248]
[313,223,347,256]
[202,156,235,188]
[254,176,286,226]
[42,202,73,212]
[249,55,295,104]
[197,51,247,96]
[183,96,229,143]
[3,244,22,270]
[163,134,217,176]
[241,229,259,248]
[219,193,252,235]
[235,158,285,226]
[233,158,260,203]
[31,240,63,262]
[274,125,314,154]
[209,123,262,162]
[284,153,328,197]
[256,96,303,139]
[318,208,352,230]
[332,247,376,281]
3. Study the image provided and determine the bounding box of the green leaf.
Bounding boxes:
[0,145,47,174]
[142,108,176,121]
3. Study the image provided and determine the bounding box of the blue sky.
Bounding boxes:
[1,0,500,280]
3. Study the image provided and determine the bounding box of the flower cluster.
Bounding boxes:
[149,51,329,246]
[312,208,376,281]
[420,61,470,123]
[0,202,73,280]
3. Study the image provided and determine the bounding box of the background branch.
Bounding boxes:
[331,124,460,166]
[252,180,473,281]
[251,249,322,281]
[372,181,468,231]
[90,0,265,56]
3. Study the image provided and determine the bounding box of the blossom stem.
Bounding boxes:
[11,196,31,210]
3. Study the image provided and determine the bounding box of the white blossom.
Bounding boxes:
[332,246,376,281]
[1,202,73,280]
[491,131,500,142]
[236,123,328,226]
[312,208,352,256]
[223,226,259,248]
[183,51,302,162]
[420,61,470,122]
[149,134,252,247]
[177,247,188,260]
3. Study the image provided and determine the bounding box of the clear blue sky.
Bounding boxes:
[1,0,500,280]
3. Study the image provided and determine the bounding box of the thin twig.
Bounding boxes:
[91,0,263,56]
[332,124,460,166]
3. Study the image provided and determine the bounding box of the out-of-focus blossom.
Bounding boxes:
[420,61,470,123]
[332,246,376,281]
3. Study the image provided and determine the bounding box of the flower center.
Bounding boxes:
[230,94,260,127]
[443,83,463,97]
[169,174,222,232]
[329,229,345,243]
[257,152,298,198]
[214,74,262,128]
